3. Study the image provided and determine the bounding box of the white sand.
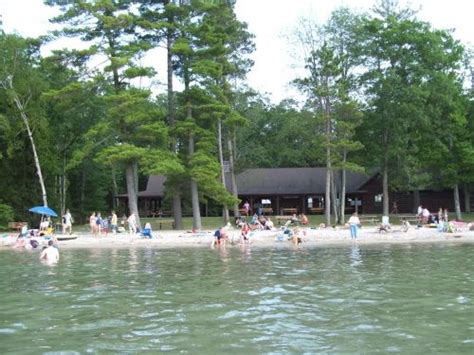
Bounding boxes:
[2,225,474,249]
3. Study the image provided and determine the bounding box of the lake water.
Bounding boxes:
[1,243,473,353]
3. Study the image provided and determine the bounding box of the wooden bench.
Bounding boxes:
[281,208,297,215]
[149,210,172,218]
[275,215,293,225]
[262,207,273,215]
[309,207,324,214]
[357,215,379,225]
[8,222,26,231]
[157,220,175,230]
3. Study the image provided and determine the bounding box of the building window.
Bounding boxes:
[375,194,383,203]
[307,197,313,209]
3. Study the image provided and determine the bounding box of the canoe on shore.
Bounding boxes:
[57,235,78,241]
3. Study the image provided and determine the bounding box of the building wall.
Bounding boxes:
[357,175,465,214]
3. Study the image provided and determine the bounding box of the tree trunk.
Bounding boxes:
[172,194,183,230]
[463,184,470,213]
[166,8,183,230]
[382,158,389,216]
[341,159,347,223]
[3,78,48,206]
[132,160,139,196]
[184,60,201,230]
[111,168,118,210]
[228,133,239,217]
[454,184,462,220]
[325,158,331,227]
[126,162,141,230]
[189,133,202,230]
[413,189,420,214]
[57,159,66,217]
[59,173,66,217]
[80,167,86,223]
[61,154,67,214]
[330,170,339,224]
[217,119,229,224]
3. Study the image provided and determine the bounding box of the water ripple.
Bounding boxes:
[0,244,472,353]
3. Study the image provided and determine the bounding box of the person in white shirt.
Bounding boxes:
[422,208,430,224]
[127,213,137,235]
[62,209,73,234]
[348,213,361,239]
[417,205,423,216]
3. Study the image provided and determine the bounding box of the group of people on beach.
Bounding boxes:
[211,209,311,247]
[89,211,117,236]
[212,222,305,248]
[417,205,449,225]
[88,211,154,239]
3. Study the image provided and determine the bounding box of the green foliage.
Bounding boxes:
[0,1,471,223]
[237,97,322,168]
[0,203,14,229]
[356,8,465,191]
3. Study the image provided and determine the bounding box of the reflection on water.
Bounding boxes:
[350,244,362,267]
[0,244,473,353]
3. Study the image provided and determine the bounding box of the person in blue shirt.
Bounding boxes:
[142,222,153,239]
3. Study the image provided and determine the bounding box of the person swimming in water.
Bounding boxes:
[40,240,59,263]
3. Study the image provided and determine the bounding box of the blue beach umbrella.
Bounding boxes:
[28,206,58,217]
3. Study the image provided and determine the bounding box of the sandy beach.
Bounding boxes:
[2,225,474,250]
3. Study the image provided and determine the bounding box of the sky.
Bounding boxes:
[0,0,473,103]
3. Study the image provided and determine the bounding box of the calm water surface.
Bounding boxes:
[0,243,473,353]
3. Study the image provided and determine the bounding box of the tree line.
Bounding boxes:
[0,0,472,229]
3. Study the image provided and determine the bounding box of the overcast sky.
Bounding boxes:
[1,0,473,103]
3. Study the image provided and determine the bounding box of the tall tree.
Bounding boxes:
[138,0,188,229]
[170,1,246,229]
[295,43,343,226]
[0,34,50,207]
[41,48,107,217]
[293,7,363,225]
[195,1,254,221]
[46,0,156,227]
[357,1,465,216]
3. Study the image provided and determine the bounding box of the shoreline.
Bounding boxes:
[2,226,474,250]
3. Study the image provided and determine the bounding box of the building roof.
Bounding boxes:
[137,175,167,197]
[135,168,372,197]
[235,168,370,195]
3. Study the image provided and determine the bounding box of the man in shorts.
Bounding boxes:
[62,209,73,235]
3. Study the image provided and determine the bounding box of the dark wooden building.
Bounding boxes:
[118,168,466,216]
[233,168,370,215]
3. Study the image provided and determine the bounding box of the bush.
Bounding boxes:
[0,203,14,230]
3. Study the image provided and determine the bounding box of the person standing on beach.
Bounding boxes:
[62,209,73,235]
[417,205,423,224]
[111,211,118,234]
[243,201,250,216]
[128,213,137,235]
[95,213,103,236]
[348,213,361,239]
[89,212,96,234]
